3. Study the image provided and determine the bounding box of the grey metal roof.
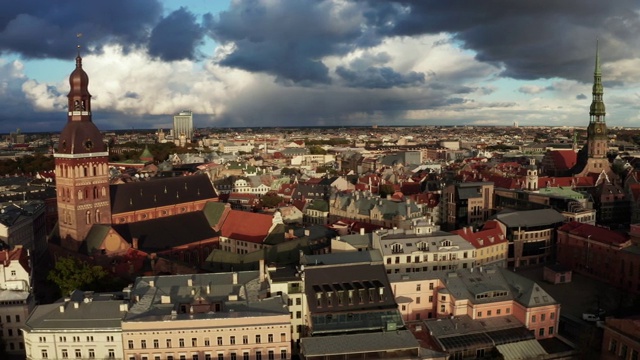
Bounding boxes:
[387,266,556,307]
[302,249,381,266]
[125,272,286,322]
[24,293,126,331]
[494,208,565,228]
[458,187,482,200]
[499,268,557,307]
[300,329,418,356]
[496,339,548,360]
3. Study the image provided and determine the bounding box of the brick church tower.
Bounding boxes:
[574,41,617,183]
[54,54,111,251]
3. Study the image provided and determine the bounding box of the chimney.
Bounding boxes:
[73,302,79,309]
[232,272,238,285]
[119,303,129,312]
[187,278,193,287]
[360,228,365,235]
[304,229,310,237]
[132,237,139,249]
[206,285,211,294]
[59,305,65,313]
[259,259,265,281]
[149,280,155,288]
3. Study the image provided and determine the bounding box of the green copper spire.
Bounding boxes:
[589,40,605,123]
[594,40,601,75]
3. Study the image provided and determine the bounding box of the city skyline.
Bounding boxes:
[1,0,640,133]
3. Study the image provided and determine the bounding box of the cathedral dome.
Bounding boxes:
[68,55,91,98]
[58,121,106,154]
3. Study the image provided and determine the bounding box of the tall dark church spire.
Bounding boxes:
[590,40,606,124]
[586,41,608,159]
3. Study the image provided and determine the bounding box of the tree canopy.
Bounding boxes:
[261,193,283,208]
[47,257,108,297]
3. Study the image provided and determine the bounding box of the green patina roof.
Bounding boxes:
[537,187,585,200]
[85,224,112,254]
[263,224,286,246]
[307,199,329,212]
[203,201,227,227]
[140,146,154,160]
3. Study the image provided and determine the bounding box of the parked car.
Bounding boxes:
[582,313,600,322]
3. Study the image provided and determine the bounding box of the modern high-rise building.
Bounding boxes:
[173,110,193,143]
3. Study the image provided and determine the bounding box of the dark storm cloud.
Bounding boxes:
[148,7,205,61]
[206,0,382,84]
[576,94,588,100]
[369,0,640,83]
[0,1,163,59]
[124,91,140,99]
[335,66,424,88]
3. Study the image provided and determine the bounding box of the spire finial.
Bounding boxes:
[595,39,601,75]
[76,33,83,66]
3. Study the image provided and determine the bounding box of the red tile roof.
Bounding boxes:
[452,220,507,249]
[538,176,573,188]
[549,150,577,170]
[220,210,274,243]
[558,221,629,245]
[0,245,30,274]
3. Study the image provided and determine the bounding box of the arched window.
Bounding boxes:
[85,189,89,200]
[86,211,91,225]
[93,166,97,176]
[83,167,88,177]
[101,187,106,197]
[95,210,101,223]
[93,187,98,199]
[78,190,83,200]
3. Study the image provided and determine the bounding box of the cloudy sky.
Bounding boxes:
[1,0,640,133]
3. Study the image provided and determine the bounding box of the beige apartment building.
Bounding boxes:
[0,245,35,356]
[122,272,291,360]
[372,224,477,274]
[23,290,127,360]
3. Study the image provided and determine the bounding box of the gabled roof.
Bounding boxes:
[558,221,629,245]
[85,224,113,254]
[548,150,577,170]
[220,210,274,243]
[499,267,557,307]
[202,201,230,229]
[0,245,30,274]
[110,174,217,214]
[112,212,218,253]
[452,220,507,249]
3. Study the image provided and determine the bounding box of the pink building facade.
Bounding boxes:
[389,266,561,339]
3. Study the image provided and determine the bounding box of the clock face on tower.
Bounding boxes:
[596,127,602,133]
